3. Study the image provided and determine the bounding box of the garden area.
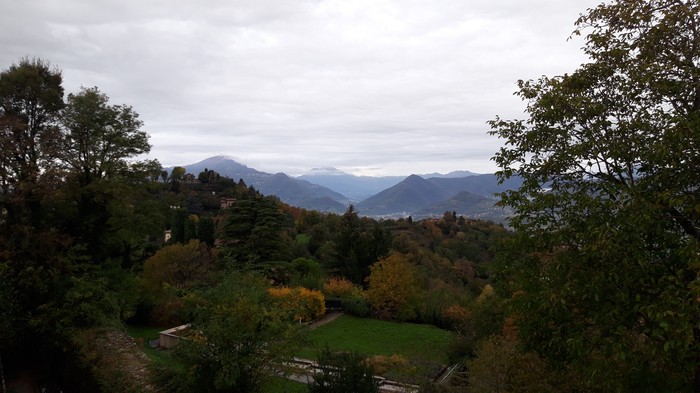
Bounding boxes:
[300,314,453,382]
[126,313,454,389]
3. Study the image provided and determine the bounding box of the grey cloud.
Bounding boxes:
[1,0,599,176]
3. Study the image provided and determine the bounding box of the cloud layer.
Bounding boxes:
[1,0,599,175]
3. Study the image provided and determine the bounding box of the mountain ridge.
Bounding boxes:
[355,174,453,215]
[169,155,521,221]
[170,156,349,213]
[296,167,479,201]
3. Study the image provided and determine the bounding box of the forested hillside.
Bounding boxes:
[1,0,699,391]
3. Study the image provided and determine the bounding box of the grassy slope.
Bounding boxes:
[260,376,308,393]
[301,315,453,364]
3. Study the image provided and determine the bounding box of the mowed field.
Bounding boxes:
[300,314,453,365]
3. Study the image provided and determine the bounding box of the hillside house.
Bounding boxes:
[220,197,237,209]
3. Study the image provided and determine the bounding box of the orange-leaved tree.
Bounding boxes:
[139,239,214,324]
[365,252,423,321]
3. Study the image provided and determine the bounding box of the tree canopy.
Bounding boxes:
[0,58,63,228]
[489,0,700,390]
[220,196,292,268]
[0,58,166,391]
[366,251,423,321]
[164,273,307,393]
[61,86,150,186]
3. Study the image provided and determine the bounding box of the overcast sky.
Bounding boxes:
[1,0,600,176]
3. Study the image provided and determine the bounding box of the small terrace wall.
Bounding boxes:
[159,323,191,349]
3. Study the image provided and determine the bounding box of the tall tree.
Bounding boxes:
[220,196,291,269]
[334,205,362,281]
[170,208,188,244]
[0,59,161,390]
[0,58,64,228]
[197,215,216,247]
[489,0,700,391]
[0,58,68,357]
[61,86,150,186]
[334,206,390,284]
[366,252,423,321]
[170,166,186,182]
[61,86,152,260]
[140,239,214,324]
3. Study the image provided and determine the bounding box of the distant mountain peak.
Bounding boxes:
[305,167,348,176]
[421,170,479,178]
[405,174,428,182]
[172,155,262,178]
[205,155,249,165]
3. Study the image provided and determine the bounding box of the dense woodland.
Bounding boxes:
[1,0,699,392]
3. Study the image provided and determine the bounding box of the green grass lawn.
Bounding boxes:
[125,325,163,342]
[295,234,311,246]
[300,315,453,365]
[260,376,308,393]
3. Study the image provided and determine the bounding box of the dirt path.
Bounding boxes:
[79,328,159,392]
[308,311,343,330]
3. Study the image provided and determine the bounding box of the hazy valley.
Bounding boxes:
[172,155,521,222]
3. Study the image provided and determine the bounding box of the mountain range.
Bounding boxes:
[171,155,521,222]
[297,167,478,201]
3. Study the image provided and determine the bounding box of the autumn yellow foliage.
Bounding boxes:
[268,286,326,322]
[323,276,364,299]
[443,304,471,334]
[365,252,423,321]
[367,354,408,375]
[476,284,494,303]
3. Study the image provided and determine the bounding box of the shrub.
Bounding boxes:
[163,273,307,393]
[309,347,379,393]
[268,287,326,322]
[323,277,368,316]
[447,335,475,364]
[323,277,364,299]
[442,304,471,334]
[289,258,324,290]
[367,354,408,375]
